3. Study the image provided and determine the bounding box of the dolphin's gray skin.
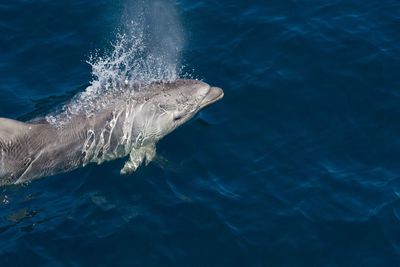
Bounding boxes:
[0,79,223,186]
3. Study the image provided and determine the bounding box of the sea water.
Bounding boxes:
[1,0,400,266]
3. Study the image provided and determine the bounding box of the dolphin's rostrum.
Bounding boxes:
[0,79,224,186]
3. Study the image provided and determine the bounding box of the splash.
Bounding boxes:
[47,0,185,126]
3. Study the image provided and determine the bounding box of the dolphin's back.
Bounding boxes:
[0,118,48,185]
[0,118,30,137]
[0,114,111,185]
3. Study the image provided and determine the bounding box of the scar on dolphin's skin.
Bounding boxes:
[0,79,224,186]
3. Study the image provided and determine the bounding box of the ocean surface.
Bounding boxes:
[1,0,400,266]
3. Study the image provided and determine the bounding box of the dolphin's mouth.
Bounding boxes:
[200,86,224,108]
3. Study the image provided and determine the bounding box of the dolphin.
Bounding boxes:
[0,79,224,186]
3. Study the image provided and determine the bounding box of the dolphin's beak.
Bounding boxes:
[200,86,224,108]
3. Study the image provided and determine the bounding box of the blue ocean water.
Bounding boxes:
[1,0,400,266]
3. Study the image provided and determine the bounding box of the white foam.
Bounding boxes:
[47,0,185,127]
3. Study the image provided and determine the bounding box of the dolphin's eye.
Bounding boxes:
[174,115,183,121]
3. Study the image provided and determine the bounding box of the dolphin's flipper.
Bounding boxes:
[120,149,144,175]
[144,144,156,166]
[120,144,156,175]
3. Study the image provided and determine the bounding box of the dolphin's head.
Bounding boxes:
[134,79,224,141]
